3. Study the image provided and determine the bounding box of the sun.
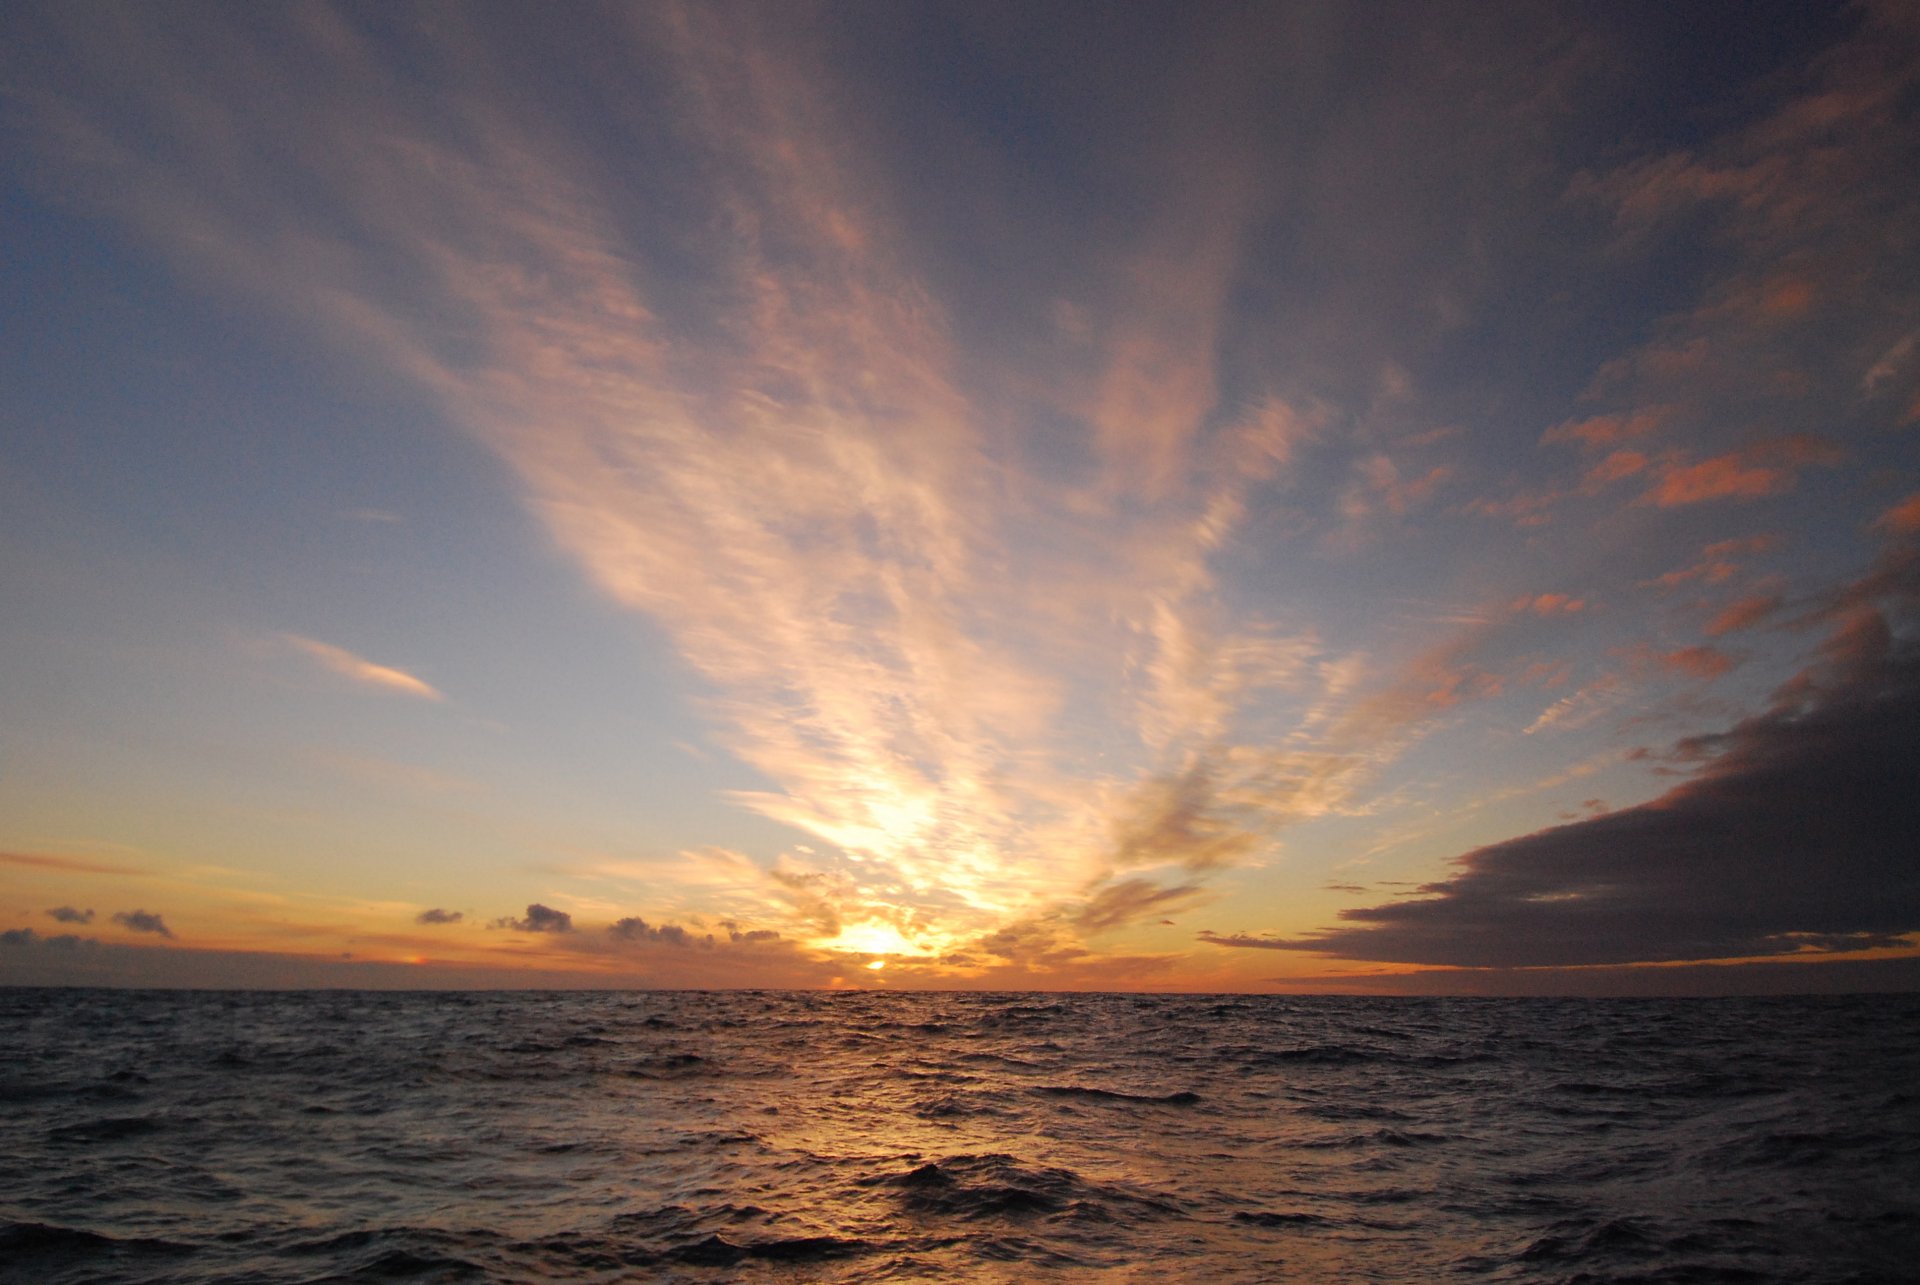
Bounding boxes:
[824,921,920,957]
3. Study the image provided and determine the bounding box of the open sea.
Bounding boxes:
[1,989,1917,1283]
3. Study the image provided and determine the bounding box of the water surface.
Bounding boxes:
[3,989,1916,1281]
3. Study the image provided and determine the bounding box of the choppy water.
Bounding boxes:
[2,989,1917,1282]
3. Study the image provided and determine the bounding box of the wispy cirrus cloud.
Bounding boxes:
[2,851,145,876]
[284,636,442,701]
[5,2,1417,956]
[10,2,1916,989]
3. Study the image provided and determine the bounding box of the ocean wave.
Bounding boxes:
[3,989,1914,1282]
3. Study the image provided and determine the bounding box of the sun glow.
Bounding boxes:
[826,921,922,958]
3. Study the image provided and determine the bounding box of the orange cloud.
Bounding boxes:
[285,636,444,701]
[1874,492,1920,536]
[1542,406,1668,448]
[1643,437,1841,508]
[1705,594,1782,637]
[1342,456,1451,524]
[1645,454,1794,506]
[1512,593,1588,616]
[1661,645,1736,680]
[1582,450,1649,488]
[1646,534,1784,588]
[1761,277,1814,317]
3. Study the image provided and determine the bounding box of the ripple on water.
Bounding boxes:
[0,989,1914,1283]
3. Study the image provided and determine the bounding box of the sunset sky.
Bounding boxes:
[3,1,1917,993]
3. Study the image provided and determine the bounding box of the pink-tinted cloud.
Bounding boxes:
[1645,534,1783,589]
[1660,645,1737,680]
[1581,450,1649,488]
[1335,456,1452,539]
[1705,594,1783,637]
[1511,593,1587,616]
[1642,437,1841,508]
[1541,406,1669,448]
[284,636,443,701]
[1645,454,1791,507]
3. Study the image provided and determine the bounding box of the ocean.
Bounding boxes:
[1,989,1916,1282]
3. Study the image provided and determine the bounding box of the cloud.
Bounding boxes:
[1334,455,1450,540]
[46,906,95,924]
[2,850,144,876]
[112,909,173,938]
[1646,535,1783,589]
[1658,645,1737,680]
[1512,593,1587,616]
[1071,878,1207,933]
[606,916,785,950]
[13,3,1913,980]
[0,929,95,951]
[1641,437,1842,508]
[1207,601,1920,968]
[1863,330,1917,395]
[1705,594,1782,637]
[1461,485,1565,528]
[492,904,572,933]
[1876,492,1920,537]
[1105,759,1262,874]
[1580,450,1649,489]
[414,908,463,925]
[608,916,699,947]
[1524,676,1623,735]
[1542,407,1670,448]
[284,636,443,701]
[975,917,1090,968]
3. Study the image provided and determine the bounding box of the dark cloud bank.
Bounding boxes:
[609,918,781,949]
[1209,589,1920,971]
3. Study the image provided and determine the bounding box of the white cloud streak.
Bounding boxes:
[285,636,443,702]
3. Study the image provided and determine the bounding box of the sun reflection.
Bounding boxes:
[865,959,887,971]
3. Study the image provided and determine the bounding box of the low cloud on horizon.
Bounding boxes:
[1205,569,1920,969]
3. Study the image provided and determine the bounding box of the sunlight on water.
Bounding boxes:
[1,990,1916,1281]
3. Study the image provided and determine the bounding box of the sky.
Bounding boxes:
[2,1,1918,994]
